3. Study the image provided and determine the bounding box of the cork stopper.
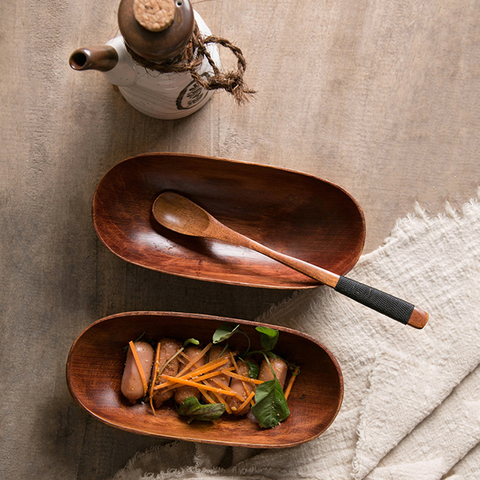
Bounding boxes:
[133,0,175,32]
[118,0,195,62]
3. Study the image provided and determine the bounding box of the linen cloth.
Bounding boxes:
[113,191,480,480]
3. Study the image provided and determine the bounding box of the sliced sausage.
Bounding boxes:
[174,345,206,405]
[259,357,288,389]
[206,346,233,390]
[120,341,154,403]
[227,359,256,415]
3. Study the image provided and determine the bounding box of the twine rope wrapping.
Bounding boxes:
[125,24,255,104]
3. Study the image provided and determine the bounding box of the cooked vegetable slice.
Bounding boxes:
[177,343,212,376]
[221,369,264,385]
[159,374,237,396]
[237,391,255,413]
[149,341,162,414]
[284,366,300,400]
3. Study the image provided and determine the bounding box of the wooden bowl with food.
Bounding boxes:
[93,153,365,288]
[66,312,343,448]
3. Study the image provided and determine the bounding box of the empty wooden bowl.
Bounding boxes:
[93,153,365,288]
[66,312,344,448]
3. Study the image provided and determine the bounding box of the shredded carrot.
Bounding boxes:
[177,343,212,377]
[210,377,244,402]
[229,353,254,403]
[155,366,234,395]
[178,351,190,363]
[184,357,229,378]
[229,351,238,371]
[284,366,300,400]
[200,390,217,404]
[159,374,237,396]
[208,388,233,414]
[221,369,264,385]
[194,366,234,382]
[153,358,231,391]
[236,391,255,413]
[129,341,148,397]
[149,341,162,415]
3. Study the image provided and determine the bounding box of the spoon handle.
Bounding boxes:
[334,277,428,329]
[214,222,428,329]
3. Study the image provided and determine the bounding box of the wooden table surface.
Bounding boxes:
[1,0,479,478]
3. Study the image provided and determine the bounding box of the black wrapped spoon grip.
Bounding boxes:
[335,276,415,325]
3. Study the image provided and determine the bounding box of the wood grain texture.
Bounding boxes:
[94,153,365,288]
[1,0,479,478]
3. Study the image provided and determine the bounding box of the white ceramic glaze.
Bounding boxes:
[103,11,219,119]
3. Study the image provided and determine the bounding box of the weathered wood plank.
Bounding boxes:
[1,0,479,478]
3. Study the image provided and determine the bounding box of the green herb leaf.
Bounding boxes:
[183,338,200,347]
[256,326,279,351]
[245,360,259,379]
[250,379,290,428]
[177,396,225,423]
[212,324,240,344]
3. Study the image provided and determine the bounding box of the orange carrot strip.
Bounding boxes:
[178,351,190,362]
[149,341,162,415]
[200,390,216,404]
[196,385,232,416]
[159,374,237,396]
[184,357,229,378]
[177,343,212,376]
[236,391,255,413]
[229,353,253,401]
[153,358,231,391]
[210,377,244,402]
[154,366,234,394]
[229,351,239,371]
[152,381,174,391]
[129,341,148,396]
[194,366,234,382]
[208,388,232,414]
[284,366,300,400]
[221,370,264,385]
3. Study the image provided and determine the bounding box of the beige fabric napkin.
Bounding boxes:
[113,190,480,480]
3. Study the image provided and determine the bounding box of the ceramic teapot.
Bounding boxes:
[69,0,220,120]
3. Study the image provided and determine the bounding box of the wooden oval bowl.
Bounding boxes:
[66,312,343,448]
[93,153,365,288]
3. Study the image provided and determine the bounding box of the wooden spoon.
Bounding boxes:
[152,192,429,329]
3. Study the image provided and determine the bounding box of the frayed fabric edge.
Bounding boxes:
[359,189,480,265]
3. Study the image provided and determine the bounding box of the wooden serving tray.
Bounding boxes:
[66,312,343,448]
[93,153,365,288]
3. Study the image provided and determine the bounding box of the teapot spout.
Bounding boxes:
[69,46,118,72]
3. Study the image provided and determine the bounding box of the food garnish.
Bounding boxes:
[120,325,299,428]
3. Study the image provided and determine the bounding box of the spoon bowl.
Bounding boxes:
[66,311,343,448]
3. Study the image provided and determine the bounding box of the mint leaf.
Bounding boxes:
[256,326,279,351]
[245,360,259,379]
[177,396,225,423]
[212,324,239,344]
[251,379,290,428]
